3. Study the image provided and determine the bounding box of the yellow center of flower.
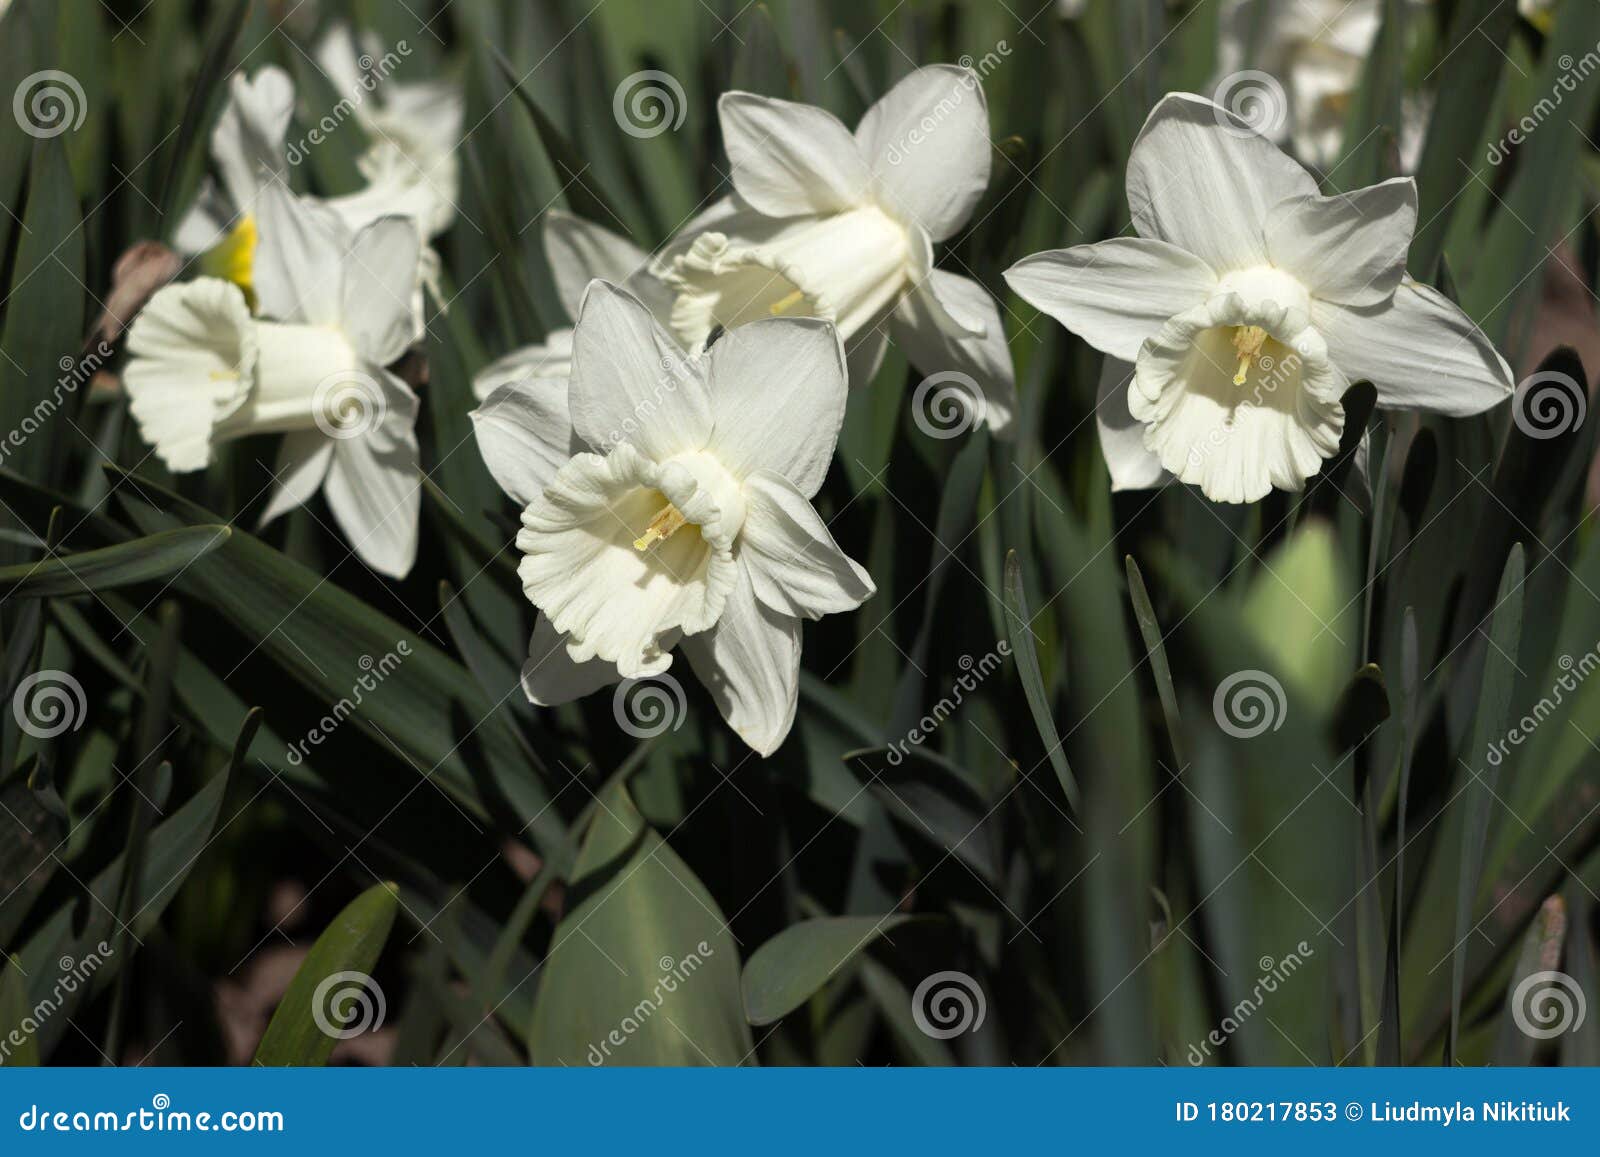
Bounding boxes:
[198,213,259,306]
[1230,325,1269,386]
[768,288,807,317]
[632,501,689,551]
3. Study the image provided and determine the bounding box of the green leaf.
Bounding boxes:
[742,915,914,1026]
[153,0,249,225]
[0,954,37,1066]
[253,882,400,1067]
[528,785,752,1065]
[1125,555,1185,768]
[0,526,229,599]
[1002,549,1079,810]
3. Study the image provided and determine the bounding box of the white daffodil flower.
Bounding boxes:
[654,64,1016,432]
[471,282,873,756]
[125,185,424,577]
[314,23,464,239]
[1214,0,1428,172]
[471,210,672,402]
[174,64,449,332]
[1004,92,1513,505]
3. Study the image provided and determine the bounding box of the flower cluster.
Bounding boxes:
[119,55,1514,755]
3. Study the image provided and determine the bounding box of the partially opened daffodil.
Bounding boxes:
[471,209,671,402]
[471,281,873,756]
[655,64,1016,431]
[1004,92,1513,505]
[125,186,424,577]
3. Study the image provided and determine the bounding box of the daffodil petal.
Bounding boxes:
[891,271,1017,437]
[212,67,293,210]
[855,64,991,243]
[253,184,347,325]
[704,317,847,497]
[739,470,874,620]
[1094,356,1168,492]
[1312,279,1514,416]
[520,615,623,706]
[1127,92,1316,272]
[323,383,421,578]
[682,563,801,757]
[719,92,872,217]
[545,209,665,322]
[258,429,334,527]
[1265,177,1416,307]
[1005,238,1219,361]
[470,377,578,508]
[342,215,422,366]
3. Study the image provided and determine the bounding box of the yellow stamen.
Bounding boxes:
[1231,325,1268,386]
[632,502,688,551]
[768,288,806,317]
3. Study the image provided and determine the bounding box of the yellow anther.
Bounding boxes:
[1231,325,1268,386]
[633,503,688,551]
[768,288,806,317]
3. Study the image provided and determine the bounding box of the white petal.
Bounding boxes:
[122,279,258,472]
[173,178,233,256]
[470,377,577,507]
[322,374,421,578]
[544,210,659,321]
[739,470,873,619]
[520,615,621,706]
[341,216,422,365]
[472,331,574,402]
[855,64,991,242]
[258,429,334,526]
[212,67,293,210]
[1127,92,1317,272]
[891,271,1017,437]
[1095,356,1167,492]
[568,281,712,459]
[1004,238,1218,361]
[704,317,847,497]
[682,562,801,757]
[1265,178,1416,306]
[1312,279,1514,416]
[252,184,349,325]
[718,92,872,217]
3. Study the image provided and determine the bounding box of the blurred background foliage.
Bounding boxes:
[0,0,1597,1067]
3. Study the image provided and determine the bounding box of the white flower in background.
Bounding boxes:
[472,209,673,402]
[1215,0,1428,172]
[1004,93,1512,504]
[655,64,1015,432]
[1518,0,1559,33]
[125,186,424,577]
[471,282,873,755]
[174,64,450,333]
[315,23,464,239]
